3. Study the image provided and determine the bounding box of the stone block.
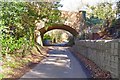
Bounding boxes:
[110,62,118,69]
[110,68,118,78]
[110,56,115,62]
[111,49,114,55]
[113,49,118,56]
[111,43,115,49]
[115,42,118,49]
[114,56,119,63]
[106,42,111,49]
[111,73,118,78]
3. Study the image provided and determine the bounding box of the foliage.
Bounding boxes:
[117,1,120,13]
[21,2,62,43]
[86,16,103,26]
[86,2,117,27]
[47,30,63,43]
[0,1,62,79]
[43,34,52,41]
[0,73,4,79]
[0,2,26,38]
[0,36,29,55]
[4,61,20,68]
[0,2,62,56]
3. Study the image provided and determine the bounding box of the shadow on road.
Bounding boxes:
[20,47,88,78]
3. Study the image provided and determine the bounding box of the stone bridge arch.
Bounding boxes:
[35,11,86,46]
[38,24,79,39]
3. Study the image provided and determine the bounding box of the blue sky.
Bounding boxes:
[58,0,119,12]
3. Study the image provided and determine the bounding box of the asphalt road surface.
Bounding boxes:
[20,47,88,78]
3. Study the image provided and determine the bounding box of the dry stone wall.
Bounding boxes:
[73,40,120,78]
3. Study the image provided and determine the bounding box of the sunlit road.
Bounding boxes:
[20,46,88,78]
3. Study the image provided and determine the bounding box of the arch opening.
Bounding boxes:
[38,24,79,46]
[43,29,74,46]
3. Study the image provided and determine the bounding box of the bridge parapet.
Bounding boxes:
[73,39,120,78]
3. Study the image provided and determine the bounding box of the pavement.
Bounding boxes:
[20,46,88,78]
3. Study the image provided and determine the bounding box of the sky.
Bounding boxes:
[58,0,119,12]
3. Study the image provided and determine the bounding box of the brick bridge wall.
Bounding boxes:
[72,40,120,78]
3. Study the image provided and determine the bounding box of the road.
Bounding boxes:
[20,46,88,78]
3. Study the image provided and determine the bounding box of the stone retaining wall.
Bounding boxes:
[72,40,120,78]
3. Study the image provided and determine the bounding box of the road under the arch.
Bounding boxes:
[20,46,89,78]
